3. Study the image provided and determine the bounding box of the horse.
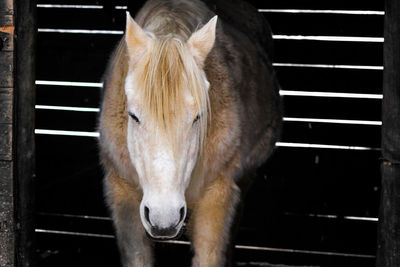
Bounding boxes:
[98,0,282,266]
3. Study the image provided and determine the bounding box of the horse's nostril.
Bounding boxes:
[144,206,151,225]
[179,206,185,223]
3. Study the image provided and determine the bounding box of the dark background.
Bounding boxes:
[35,0,384,266]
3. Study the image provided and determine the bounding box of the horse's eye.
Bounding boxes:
[128,112,140,123]
[193,115,200,125]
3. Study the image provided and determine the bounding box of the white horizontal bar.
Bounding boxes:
[34,130,378,150]
[280,90,383,99]
[35,228,374,258]
[37,4,128,10]
[38,27,384,43]
[273,63,384,70]
[34,105,382,126]
[35,229,114,239]
[276,142,379,151]
[159,239,374,258]
[39,211,379,225]
[36,5,383,16]
[38,212,111,221]
[274,34,383,43]
[36,80,382,99]
[345,216,379,222]
[35,129,100,138]
[234,244,375,258]
[258,9,384,15]
[38,26,384,44]
[34,104,382,126]
[37,4,103,9]
[308,213,379,222]
[38,28,124,35]
[36,80,103,87]
[285,212,379,222]
[284,117,382,126]
[35,105,100,112]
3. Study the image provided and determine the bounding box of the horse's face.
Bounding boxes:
[124,13,216,239]
[125,82,203,239]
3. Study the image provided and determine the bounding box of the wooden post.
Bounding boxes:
[14,0,36,266]
[0,0,16,266]
[376,0,400,266]
[0,0,36,266]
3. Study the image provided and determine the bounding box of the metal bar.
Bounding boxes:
[273,63,383,70]
[34,228,376,259]
[258,9,384,15]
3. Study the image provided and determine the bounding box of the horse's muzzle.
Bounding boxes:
[146,223,186,240]
[142,204,186,240]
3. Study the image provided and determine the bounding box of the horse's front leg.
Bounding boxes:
[104,170,153,267]
[190,175,240,267]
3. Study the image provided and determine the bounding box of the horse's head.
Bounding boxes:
[124,12,216,239]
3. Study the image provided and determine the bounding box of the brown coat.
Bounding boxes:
[98,0,281,266]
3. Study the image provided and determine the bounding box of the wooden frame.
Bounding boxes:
[377,0,400,266]
[0,0,36,266]
[1,0,398,266]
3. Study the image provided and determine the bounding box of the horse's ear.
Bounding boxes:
[187,16,218,67]
[125,12,151,60]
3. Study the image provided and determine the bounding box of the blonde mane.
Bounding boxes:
[135,36,210,151]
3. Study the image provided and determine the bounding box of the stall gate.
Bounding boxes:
[35,0,383,266]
